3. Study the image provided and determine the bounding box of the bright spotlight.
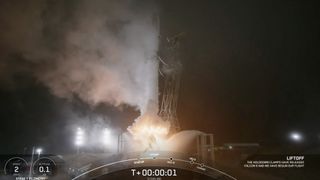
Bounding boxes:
[75,127,85,146]
[75,137,84,146]
[290,132,303,142]
[77,128,84,135]
[102,128,111,145]
[36,148,43,155]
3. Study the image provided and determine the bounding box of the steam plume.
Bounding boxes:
[0,0,159,113]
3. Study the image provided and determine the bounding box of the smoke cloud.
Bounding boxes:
[0,0,159,114]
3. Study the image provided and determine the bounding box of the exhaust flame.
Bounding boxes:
[140,126,168,136]
[128,105,171,151]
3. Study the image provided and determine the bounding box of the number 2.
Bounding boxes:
[14,166,19,173]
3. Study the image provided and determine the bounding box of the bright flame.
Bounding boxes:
[140,125,169,136]
[128,113,170,151]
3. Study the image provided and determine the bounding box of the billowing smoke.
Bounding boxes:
[0,0,167,150]
[1,0,159,111]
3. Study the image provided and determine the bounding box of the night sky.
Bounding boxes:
[160,0,320,146]
[1,0,320,154]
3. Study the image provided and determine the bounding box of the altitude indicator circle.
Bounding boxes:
[33,157,57,176]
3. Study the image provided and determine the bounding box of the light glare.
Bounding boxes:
[102,128,111,146]
[290,132,302,142]
[36,148,42,154]
[75,127,85,146]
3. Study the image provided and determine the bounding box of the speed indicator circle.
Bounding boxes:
[4,157,28,176]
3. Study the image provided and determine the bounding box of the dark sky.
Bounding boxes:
[1,0,320,154]
[160,0,320,146]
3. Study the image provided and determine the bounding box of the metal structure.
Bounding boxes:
[197,134,215,164]
[117,133,125,153]
[158,33,184,134]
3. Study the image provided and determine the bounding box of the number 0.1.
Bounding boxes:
[39,166,50,173]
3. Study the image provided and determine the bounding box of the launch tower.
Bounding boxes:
[158,33,184,134]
